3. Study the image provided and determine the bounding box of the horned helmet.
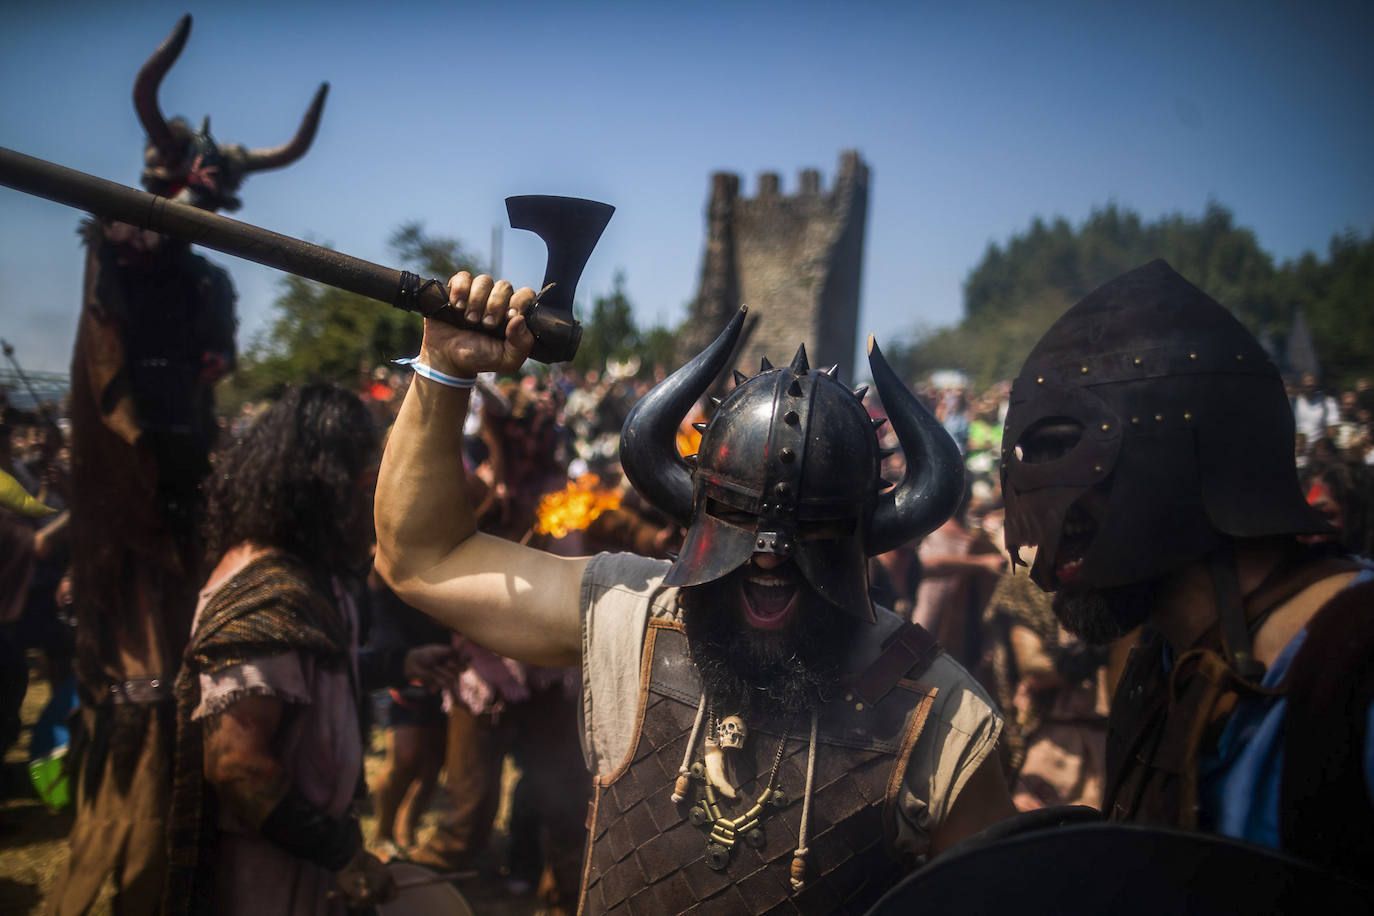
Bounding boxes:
[1001,259,1329,593]
[620,308,964,621]
[134,15,328,212]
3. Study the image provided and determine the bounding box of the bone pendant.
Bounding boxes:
[718,715,747,750]
[703,742,737,799]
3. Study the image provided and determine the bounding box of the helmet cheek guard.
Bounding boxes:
[622,307,964,623]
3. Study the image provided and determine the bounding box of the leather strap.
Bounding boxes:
[852,622,940,707]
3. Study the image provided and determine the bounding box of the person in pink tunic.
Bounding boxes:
[166,384,462,915]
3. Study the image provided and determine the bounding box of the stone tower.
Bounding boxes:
[686,150,870,383]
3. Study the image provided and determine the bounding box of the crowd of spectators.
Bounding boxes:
[4,359,1374,906]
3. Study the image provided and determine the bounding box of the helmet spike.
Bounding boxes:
[789,344,810,372]
[709,396,723,408]
[760,356,774,372]
[787,379,803,398]
[871,416,888,432]
[733,371,748,386]
[683,453,698,466]
[852,385,869,401]
[824,364,840,378]
[692,422,708,433]
[878,446,898,459]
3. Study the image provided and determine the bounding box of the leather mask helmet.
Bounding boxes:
[621,308,964,621]
[1001,260,1330,592]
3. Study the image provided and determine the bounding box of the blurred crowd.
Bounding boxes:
[4,359,1374,908]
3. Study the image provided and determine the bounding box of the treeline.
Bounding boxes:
[889,203,1374,389]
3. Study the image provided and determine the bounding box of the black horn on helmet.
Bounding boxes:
[621,310,964,622]
[1001,259,1330,593]
[133,14,328,211]
[620,307,748,526]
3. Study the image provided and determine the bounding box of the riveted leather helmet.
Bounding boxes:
[1001,260,1330,591]
[621,308,964,621]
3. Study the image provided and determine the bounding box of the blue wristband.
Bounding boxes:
[394,356,476,389]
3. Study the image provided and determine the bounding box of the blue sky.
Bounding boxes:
[1,0,1371,377]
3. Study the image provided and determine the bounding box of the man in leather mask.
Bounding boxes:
[376,273,1014,914]
[1001,260,1374,882]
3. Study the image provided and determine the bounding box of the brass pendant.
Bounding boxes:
[689,768,787,871]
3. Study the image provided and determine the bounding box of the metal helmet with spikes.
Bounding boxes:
[134,15,328,212]
[620,307,965,622]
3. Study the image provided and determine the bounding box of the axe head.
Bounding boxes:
[506,195,614,363]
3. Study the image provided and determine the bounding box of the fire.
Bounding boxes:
[534,474,623,538]
[677,409,706,459]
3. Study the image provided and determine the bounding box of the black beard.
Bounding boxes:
[680,571,855,719]
[1052,577,1159,646]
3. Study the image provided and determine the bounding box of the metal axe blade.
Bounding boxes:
[506,195,615,363]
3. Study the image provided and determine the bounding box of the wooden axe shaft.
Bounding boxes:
[0,145,582,363]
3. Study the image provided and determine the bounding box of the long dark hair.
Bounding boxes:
[203,383,378,573]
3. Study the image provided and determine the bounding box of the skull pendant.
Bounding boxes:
[717,715,748,751]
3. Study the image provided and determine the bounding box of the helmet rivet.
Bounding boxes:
[1100,423,1109,432]
[1080,366,1089,374]
[1131,416,1140,424]
[1189,352,1197,360]
[1133,358,1142,367]
[1236,354,1244,361]
[757,538,766,548]
[784,410,800,425]
[774,482,791,499]
[780,448,795,463]
[1093,465,1103,473]
[1036,376,1045,384]
[1154,414,1163,422]
[1184,412,1193,421]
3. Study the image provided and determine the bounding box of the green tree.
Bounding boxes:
[892,202,1286,388]
[572,270,639,375]
[1276,231,1374,386]
[222,223,481,404]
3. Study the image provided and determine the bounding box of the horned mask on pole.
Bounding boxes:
[134,14,329,212]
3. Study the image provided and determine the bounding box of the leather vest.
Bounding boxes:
[579,619,940,914]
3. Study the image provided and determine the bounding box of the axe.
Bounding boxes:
[0,145,612,364]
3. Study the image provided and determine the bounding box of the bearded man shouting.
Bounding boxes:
[375,274,1013,914]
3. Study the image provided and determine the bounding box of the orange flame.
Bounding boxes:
[534,474,623,538]
[677,409,706,459]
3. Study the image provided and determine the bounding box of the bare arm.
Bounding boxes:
[1009,624,1062,692]
[374,273,585,666]
[202,693,291,826]
[204,693,396,906]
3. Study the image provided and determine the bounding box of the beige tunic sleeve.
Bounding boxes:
[578,551,676,780]
[894,652,1003,862]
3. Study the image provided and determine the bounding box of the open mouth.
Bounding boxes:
[740,570,799,631]
[1053,503,1098,586]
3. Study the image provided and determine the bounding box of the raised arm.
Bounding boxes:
[374,273,586,666]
